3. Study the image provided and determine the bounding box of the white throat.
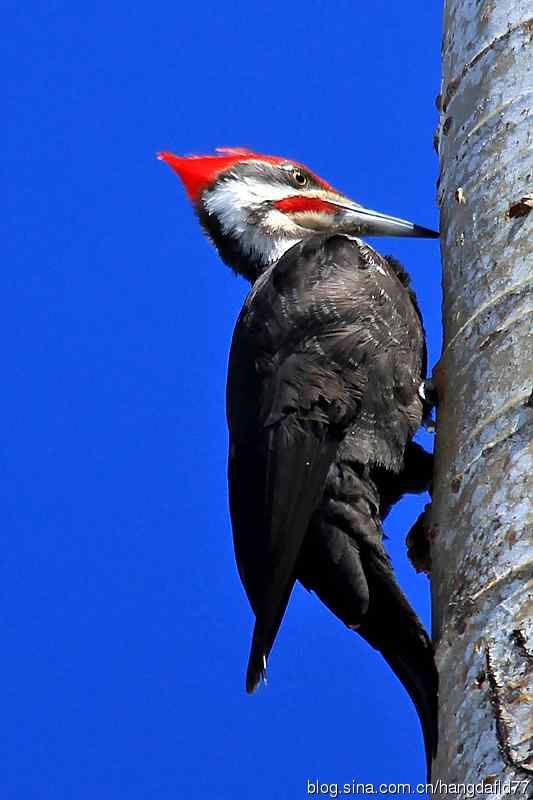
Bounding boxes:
[204,175,305,266]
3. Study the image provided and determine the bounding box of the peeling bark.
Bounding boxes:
[431,0,533,792]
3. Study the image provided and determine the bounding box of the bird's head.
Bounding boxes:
[158,147,438,282]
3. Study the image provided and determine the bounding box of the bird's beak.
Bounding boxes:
[329,197,439,239]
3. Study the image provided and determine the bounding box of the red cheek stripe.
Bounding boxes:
[274,196,339,215]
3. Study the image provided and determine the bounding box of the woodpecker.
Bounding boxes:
[159,148,439,775]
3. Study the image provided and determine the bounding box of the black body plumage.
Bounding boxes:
[158,148,439,777]
[226,234,438,773]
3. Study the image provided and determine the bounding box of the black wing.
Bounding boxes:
[229,418,339,692]
[226,234,426,692]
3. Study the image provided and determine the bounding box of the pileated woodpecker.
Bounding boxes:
[159,148,439,774]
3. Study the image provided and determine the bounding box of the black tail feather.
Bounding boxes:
[357,553,438,779]
[246,626,268,694]
[296,463,438,779]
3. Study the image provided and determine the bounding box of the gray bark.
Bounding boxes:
[431,0,533,793]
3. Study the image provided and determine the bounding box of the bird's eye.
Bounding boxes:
[292,170,308,188]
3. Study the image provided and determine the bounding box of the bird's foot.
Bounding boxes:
[419,380,437,433]
[419,379,438,407]
[406,503,435,575]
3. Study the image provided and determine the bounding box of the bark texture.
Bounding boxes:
[431,0,533,792]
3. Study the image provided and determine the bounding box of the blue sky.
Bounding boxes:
[3,3,442,797]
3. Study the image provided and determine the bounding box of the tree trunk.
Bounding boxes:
[431,0,533,791]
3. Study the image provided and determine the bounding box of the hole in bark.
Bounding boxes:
[508,195,533,218]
